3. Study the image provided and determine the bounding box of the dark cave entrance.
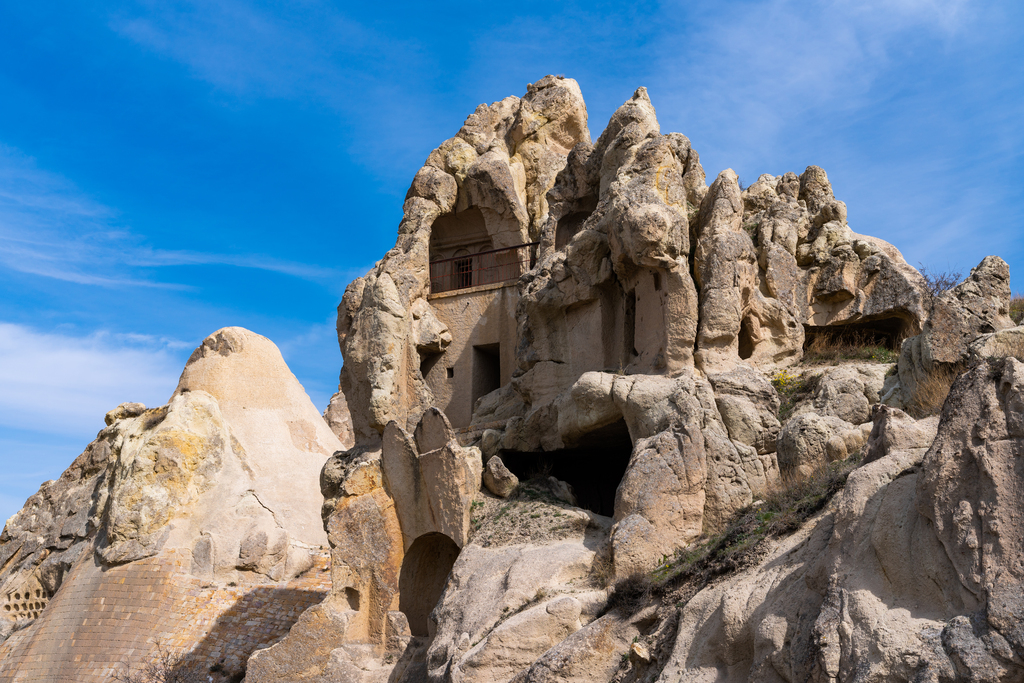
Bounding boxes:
[472,344,501,407]
[399,532,460,637]
[555,210,592,250]
[803,317,910,352]
[738,317,756,360]
[498,419,633,517]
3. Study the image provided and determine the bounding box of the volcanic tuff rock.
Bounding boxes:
[330,75,939,587]
[333,75,590,445]
[0,327,340,681]
[885,255,1016,409]
[3,75,1021,683]
[657,357,1024,682]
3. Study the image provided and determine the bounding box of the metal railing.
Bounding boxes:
[429,242,539,294]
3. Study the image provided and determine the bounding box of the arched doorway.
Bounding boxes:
[399,533,460,637]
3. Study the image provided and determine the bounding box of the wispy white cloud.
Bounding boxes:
[0,322,190,438]
[0,143,343,287]
[110,0,396,102]
[652,0,982,164]
[273,313,343,412]
[106,1,447,181]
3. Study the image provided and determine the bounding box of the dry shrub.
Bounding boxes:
[589,546,616,588]
[649,453,859,602]
[907,365,963,418]
[112,645,211,683]
[917,263,964,298]
[1008,294,1024,325]
[757,454,857,532]
[604,573,653,616]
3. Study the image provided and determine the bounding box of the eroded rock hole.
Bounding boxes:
[499,419,633,517]
[399,532,460,637]
[803,317,909,352]
[738,317,755,360]
[344,587,360,611]
[419,349,443,378]
[555,210,592,250]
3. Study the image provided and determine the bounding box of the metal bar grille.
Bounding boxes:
[429,242,539,294]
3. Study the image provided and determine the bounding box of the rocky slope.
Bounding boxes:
[1,76,1020,683]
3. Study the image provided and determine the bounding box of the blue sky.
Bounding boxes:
[1,0,1022,525]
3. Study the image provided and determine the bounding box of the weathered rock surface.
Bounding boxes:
[657,357,1024,682]
[256,77,993,682]
[334,75,590,444]
[324,389,356,449]
[887,256,1016,410]
[0,328,342,681]
[482,457,519,498]
[789,363,889,425]
[247,408,483,682]
[862,403,939,465]
[326,77,938,602]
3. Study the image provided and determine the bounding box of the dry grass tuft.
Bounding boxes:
[801,332,899,365]
[906,365,963,418]
[598,453,862,620]
[989,334,1024,362]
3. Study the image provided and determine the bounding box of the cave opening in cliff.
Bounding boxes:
[399,532,461,637]
[738,317,755,360]
[555,210,591,250]
[803,317,910,355]
[498,419,633,517]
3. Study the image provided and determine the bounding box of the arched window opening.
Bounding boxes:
[399,533,460,637]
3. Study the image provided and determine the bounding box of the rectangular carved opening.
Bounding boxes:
[472,344,501,408]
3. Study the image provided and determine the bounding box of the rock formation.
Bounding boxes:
[656,357,1024,682]
[3,76,1022,683]
[329,75,937,589]
[0,328,340,682]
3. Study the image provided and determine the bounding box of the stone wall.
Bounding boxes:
[424,282,520,428]
[0,548,330,682]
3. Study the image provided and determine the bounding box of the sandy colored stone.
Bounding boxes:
[776,412,865,476]
[482,457,518,498]
[889,256,1015,408]
[336,76,590,443]
[789,363,890,425]
[426,536,606,682]
[862,403,938,465]
[656,357,1024,682]
[0,327,340,680]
